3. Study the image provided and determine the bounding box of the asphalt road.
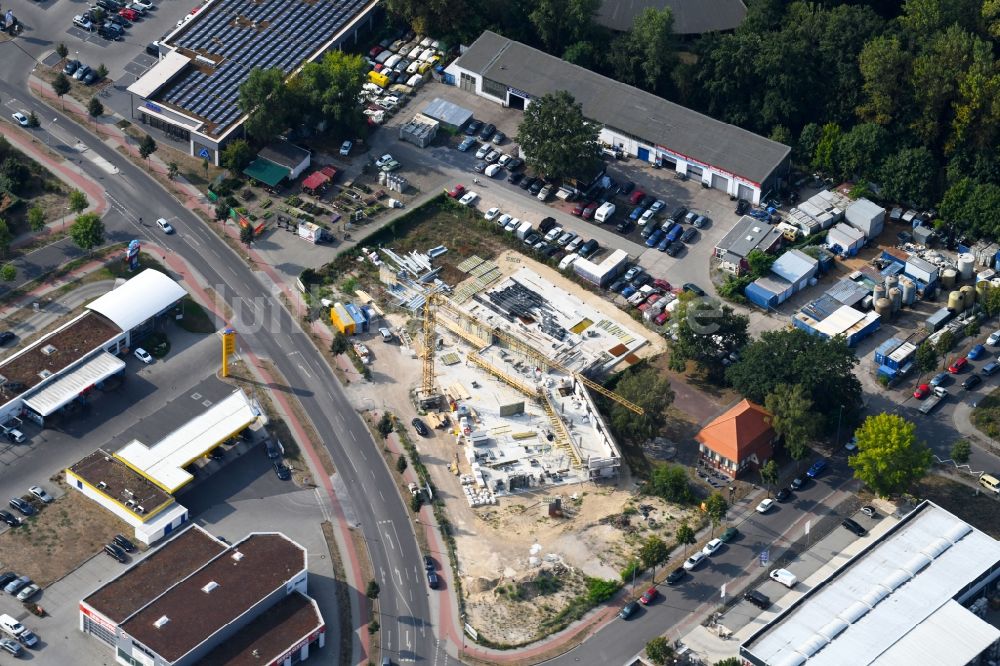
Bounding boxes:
[545,463,854,666]
[0,38,438,666]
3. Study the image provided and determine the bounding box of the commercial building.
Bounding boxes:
[695,399,776,479]
[0,269,186,427]
[243,140,312,189]
[793,298,881,347]
[66,389,262,544]
[596,0,747,34]
[745,249,819,309]
[126,0,380,163]
[80,525,326,666]
[713,215,785,275]
[445,31,790,204]
[740,500,1000,666]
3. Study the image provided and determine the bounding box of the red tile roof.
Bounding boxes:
[695,399,775,462]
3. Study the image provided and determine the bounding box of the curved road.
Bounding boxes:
[0,35,438,666]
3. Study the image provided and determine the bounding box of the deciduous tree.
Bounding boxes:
[703,493,728,536]
[52,74,70,108]
[950,439,971,464]
[849,413,932,497]
[0,264,15,282]
[675,521,695,556]
[760,460,779,495]
[529,0,599,55]
[27,205,45,232]
[765,383,820,464]
[221,139,253,172]
[516,91,601,181]
[68,189,88,215]
[0,219,11,257]
[645,637,674,666]
[669,295,749,383]
[87,97,103,119]
[916,342,939,374]
[138,134,157,169]
[69,213,105,254]
[238,67,291,143]
[605,366,673,443]
[645,465,694,505]
[638,535,669,571]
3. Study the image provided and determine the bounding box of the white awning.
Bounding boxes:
[116,391,260,492]
[86,269,187,332]
[23,352,125,416]
[127,50,190,99]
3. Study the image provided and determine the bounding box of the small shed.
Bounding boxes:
[421,97,473,130]
[827,223,865,257]
[399,114,439,148]
[258,140,311,180]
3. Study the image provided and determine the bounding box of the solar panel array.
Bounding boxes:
[159,0,370,135]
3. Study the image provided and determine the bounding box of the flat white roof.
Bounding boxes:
[744,502,1000,666]
[127,50,190,99]
[22,352,126,416]
[86,269,187,333]
[813,305,865,337]
[116,391,259,492]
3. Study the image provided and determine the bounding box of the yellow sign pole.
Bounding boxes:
[221,327,236,377]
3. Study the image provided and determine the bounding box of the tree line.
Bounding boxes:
[386,0,1000,240]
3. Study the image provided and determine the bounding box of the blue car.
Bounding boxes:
[621,285,637,298]
[645,230,665,248]
[657,234,671,252]
[929,372,950,388]
[630,206,645,221]
[969,344,986,360]
[665,224,683,243]
[806,460,827,479]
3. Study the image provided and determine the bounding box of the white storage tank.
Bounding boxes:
[885,275,898,293]
[959,253,975,281]
[889,287,902,312]
[899,276,916,305]
[948,291,964,311]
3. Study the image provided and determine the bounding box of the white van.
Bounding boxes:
[559,253,580,271]
[383,54,402,70]
[979,474,1000,494]
[594,202,616,223]
[769,568,797,588]
[0,614,25,637]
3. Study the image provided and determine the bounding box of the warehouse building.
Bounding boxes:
[714,215,785,275]
[740,500,1000,666]
[745,249,819,309]
[445,31,790,204]
[80,525,326,666]
[0,269,186,427]
[793,296,881,347]
[126,0,380,163]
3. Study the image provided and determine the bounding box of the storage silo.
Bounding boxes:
[889,287,902,312]
[976,280,991,304]
[948,290,964,311]
[961,285,976,310]
[885,275,899,293]
[900,276,916,305]
[875,298,893,318]
[959,253,975,280]
[874,284,887,303]
[941,268,958,289]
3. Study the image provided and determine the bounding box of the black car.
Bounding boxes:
[617,600,639,620]
[682,283,705,297]
[578,239,599,258]
[775,488,792,502]
[841,518,867,536]
[63,59,80,76]
[427,570,439,589]
[522,232,541,246]
[273,460,291,480]
[666,568,685,585]
[508,171,524,185]
[8,498,33,516]
[113,534,136,552]
[98,24,123,40]
[472,161,487,173]
[543,245,561,258]
[620,181,635,195]
[666,241,684,257]
[529,180,545,196]
[631,273,651,288]
[735,199,750,215]
[963,374,983,390]
[615,219,633,233]
[424,555,435,571]
[265,439,281,459]
[506,157,523,170]
[519,176,536,191]
[411,418,429,437]
[681,227,698,243]
[464,119,483,136]
[478,123,496,140]
[0,511,17,527]
[537,217,558,234]
[609,278,628,293]
[0,572,15,589]
[640,195,655,208]
[669,206,688,223]
[744,589,771,609]
[105,543,127,563]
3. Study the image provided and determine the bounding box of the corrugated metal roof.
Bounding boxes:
[772,249,818,284]
[22,351,125,416]
[744,502,1000,666]
[826,279,870,307]
[813,305,865,337]
[422,97,474,128]
[451,32,790,184]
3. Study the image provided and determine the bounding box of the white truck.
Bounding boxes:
[919,386,948,415]
[515,221,533,241]
[1,417,25,443]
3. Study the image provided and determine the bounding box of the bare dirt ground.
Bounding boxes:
[0,481,132,586]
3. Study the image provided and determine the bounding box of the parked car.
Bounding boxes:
[427,570,439,589]
[755,498,775,514]
[411,418,429,436]
[949,356,969,373]
[969,344,987,360]
[619,181,635,195]
[16,584,39,601]
[464,119,483,136]
[743,589,771,610]
[113,534,136,552]
[628,190,645,205]
[719,527,739,543]
[582,202,598,219]
[639,587,658,605]
[930,372,950,387]
[790,476,807,490]
[666,568,685,585]
[459,191,478,206]
[8,498,33,516]
[18,629,37,648]
[861,505,877,518]
[963,374,983,390]
[0,638,22,657]
[28,486,52,504]
[105,543,127,562]
[682,283,705,296]
[492,131,506,144]
[73,65,91,82]
[118,7,139,21]
[478,123,496,140]
[485,164,503,178]
[988,330,1000,346]
[507,171,524,185]
[629,206,645,222]
[264,439,282,459]
[775,488,792,502]
[457,136,476,152]
[681,227,698,243]
[702,538,723,556]
[484,207,500,221]
[806,459,827,479]
[769,568,798,588]
[0,511,19,527]
[841,518,867,536]
[272,460,291,480]
[618,600,639,619]
[914,384,931,399]
[72,15,93,30]
[134,348,153,364]
[339,140,353,156]
[3,575,28,594]
[683,552,707,571]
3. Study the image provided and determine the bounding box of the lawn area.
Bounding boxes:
[972,387,1000,438]
[1,485,134,586]
[915,474,1000,539]
[177,297,217,334]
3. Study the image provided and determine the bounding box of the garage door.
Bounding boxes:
[711,173,728,192]
[638,147,650,161]
[737,184,755,202]
[508,93,526,110]
[688,165,704,178]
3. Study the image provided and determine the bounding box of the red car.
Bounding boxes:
[119,7,138,20]
[652,279,671,291]
[654,311,670,326]
[369,46,383,58]
[948,357,968,373]
[448,184,466,199]
[639,587,658,605]
[629,190,646,205]
[581,202,598,219]
[571,201,590,216]
[913,384,931,399]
